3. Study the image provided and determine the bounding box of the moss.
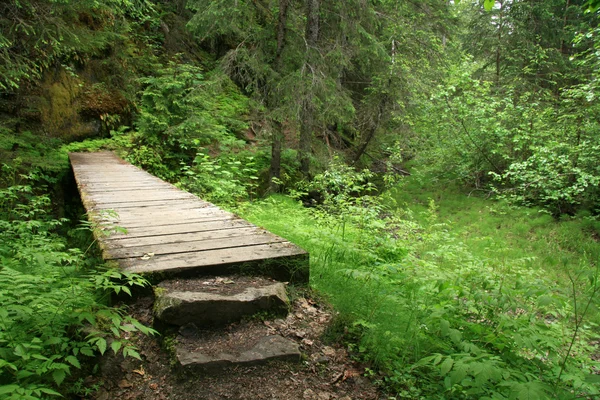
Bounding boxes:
[38,69,83,138]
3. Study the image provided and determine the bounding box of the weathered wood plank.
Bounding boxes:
[101,219,253,239]
[120,242,306,274]
[102,226,264,248]
[69,151,309,282]
[95,214,236,229]
[104,233,286,260]
[89,201,209,212]
[84,192,196,204]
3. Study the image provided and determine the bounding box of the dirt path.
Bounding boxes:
[89,290,384,400]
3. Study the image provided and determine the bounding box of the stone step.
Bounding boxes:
[174,321,301,370]
[153,276,289,326]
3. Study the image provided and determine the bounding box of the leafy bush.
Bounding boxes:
[492,142,600,216]
[130,60,250,180]
[416,59,600,216]
[0,179,155,398]
[177,150,259,205]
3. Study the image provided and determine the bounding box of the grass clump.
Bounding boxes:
[238,165,600,399]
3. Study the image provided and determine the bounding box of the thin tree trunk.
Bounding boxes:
[275,0,289,68]
[560,0,571,54]
[299,102,313,176]
[269,0,290,190]
[298,0,320,177]
[269,122,284,192]
[353,104,383,164]
[305,0,320,46]
[495,0,504,84]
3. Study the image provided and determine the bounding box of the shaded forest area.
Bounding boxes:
[2,0,600,398]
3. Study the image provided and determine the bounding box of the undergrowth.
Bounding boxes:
[0,166,156,399]
[238,163,600,399]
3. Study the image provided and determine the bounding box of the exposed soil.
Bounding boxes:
[158,275,279,296]
[177,321,276,358]
[87,290,385,400]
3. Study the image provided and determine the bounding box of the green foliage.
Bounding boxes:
[129,60,249,180]
[239,163,600,399]
[0,0,158,92]
[0,129,69,178]
[493,142,600,216]
[177,150,259,205]
[0,177,156,398]
[416,55,600,216]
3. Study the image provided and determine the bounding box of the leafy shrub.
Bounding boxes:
[0,180,155,398]
[178,150,259,205]
[416,61,600,216]
[130,60,250,180]
[492,142,600,216]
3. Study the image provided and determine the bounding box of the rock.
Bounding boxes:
[322,346,336,358]
[154,282,289,326]
[177,335,301,369]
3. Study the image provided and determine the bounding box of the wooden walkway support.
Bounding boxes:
[69,152,308,282]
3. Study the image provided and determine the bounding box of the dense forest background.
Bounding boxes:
[2,0,600,398]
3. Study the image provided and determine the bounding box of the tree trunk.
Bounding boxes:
[353,103,383,164]
[560,0,571,54]
[305,0,320,46]
[269,122,284,192]
[275,0,289,68]
[495,0,504,84]
[298,0,320,177]
[269,0,290,190]
[299,101,313,176]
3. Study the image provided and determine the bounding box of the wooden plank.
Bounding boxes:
[92,205,218,216]
[95,214,236,230]
[88,199,209,211]
[84,187,173,194]
[104,232,286,260]
[84,188,188,198]
[69,151,309,282]
[120,242,306,274]
[102,226,264,248]
[102,219,253,239]
[95,207,226,221]
[83,192,196,204]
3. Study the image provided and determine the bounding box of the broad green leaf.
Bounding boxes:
[38,387,62,396]
[111,340,122,354]
[0,385,19,395]
[96,338,107,355]
[65,355,81,369]
[52,369,66,386]
[440,357,454,376]
[450,363,468,384]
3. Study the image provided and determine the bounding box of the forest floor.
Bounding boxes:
[86,289,384,400]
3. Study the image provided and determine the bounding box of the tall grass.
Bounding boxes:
[238,171,600,399]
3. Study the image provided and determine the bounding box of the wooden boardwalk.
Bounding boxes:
[70,152,308,281]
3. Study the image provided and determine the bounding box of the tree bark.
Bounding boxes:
[299,101,313,176]
[275,0,289,68]
[299,0,320,177]
[269,0,290,190]
[269,122,284,192]
[305,0,320,46]
[495,0,504,84]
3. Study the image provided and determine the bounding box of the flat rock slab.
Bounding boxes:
[176,322,301,369]
[69,151,309,283]
[154,276,289,326]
